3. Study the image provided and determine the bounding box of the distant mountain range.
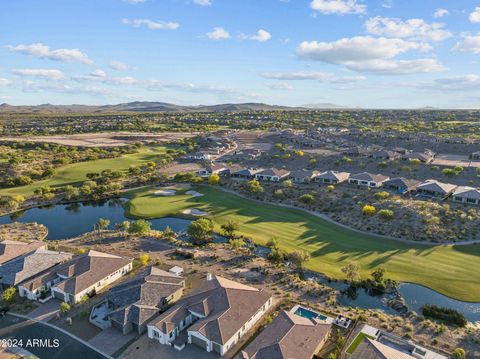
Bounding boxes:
[0,101,307,113]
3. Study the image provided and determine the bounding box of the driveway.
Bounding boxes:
[0,314,111,359]
[28,298,61,321]
[119,333,221,359]
[88,328,136,356]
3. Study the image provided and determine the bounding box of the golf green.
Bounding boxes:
[125,185,480,302]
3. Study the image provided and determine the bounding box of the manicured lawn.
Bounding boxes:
[346,332,375,354]
[0,146,168,197]
[124,185,480,302]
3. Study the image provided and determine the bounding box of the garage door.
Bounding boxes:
[191,335,208,350]
[53,290,65,301]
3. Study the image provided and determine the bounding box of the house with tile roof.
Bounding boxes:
[288,169,320,184]
[415,180,457,199]
[0,240,46,265]
[91,267,185,335]
[255,168,290,182]
[452,186,480,205]
[0,249,72,288]
[349,172,390,188]
[315,170,350,184]
[18,250,132,304]
[239,310,331,359]
[147,274,272,356]
[383,177,420,194]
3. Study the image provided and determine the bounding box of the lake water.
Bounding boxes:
[1,200,479,322]
[0,199,192,240]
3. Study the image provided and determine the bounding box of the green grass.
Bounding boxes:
[346,333,375,354]
[124,185,480,302]
[0,146,168,197]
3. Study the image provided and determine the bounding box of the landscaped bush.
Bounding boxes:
[362,205,376,216]
[378,209,394,220]
[422,304,467,327]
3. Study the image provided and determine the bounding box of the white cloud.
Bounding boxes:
[206,27,230,40]
[296,36,443,75]
[469,7,480,23]
[261,71,366,83]
[297,36,430,63]
[74,70,138,85]
[403,75,480,92]
[267,82,293,90]
[433,8,449,18]
[0,78,12,86]
[109,61,130,71]
[364,17,452,42]
[194,0,212,6]
[346,59,445,74]
[239,29,272,42]
[7,43,93,65]
[11,69,65,81]
[145,80,233,94]
[123,0,146,3]
[381,0,393,9]
[122,18,179,30]
[452,33,480,54]
[310,0,366,15]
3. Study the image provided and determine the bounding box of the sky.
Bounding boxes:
[1,0,480,108]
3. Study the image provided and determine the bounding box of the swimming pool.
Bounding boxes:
[294,306,328,321]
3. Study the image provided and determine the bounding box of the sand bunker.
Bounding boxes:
[182,208,208,216]
[186,190,204,197]
[154,189,177,196]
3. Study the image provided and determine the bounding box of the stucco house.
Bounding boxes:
[148,274,272,356]
[288,170,320,183]
[0,249,72,288]
[255,168,290,182]
[383,177,420,194]
[91,267,185,335]
[416,180,457,199]
[196,163,228,177]
[371,150,400,160]
[18,251,132,304]
[230,167,263,179]
[315,170,350,184]
[0,240,46,265]
[401,151,434,164]
[239,310,331,359]
[452,186,480,205]
[348,172,389,188]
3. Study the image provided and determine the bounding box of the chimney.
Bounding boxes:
[206,273,213,281]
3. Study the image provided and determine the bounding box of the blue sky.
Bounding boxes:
[1,0,480,108]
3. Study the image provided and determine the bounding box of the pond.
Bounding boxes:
[308,274,480,323]
[0,199,192,240]
[1,200,479,323]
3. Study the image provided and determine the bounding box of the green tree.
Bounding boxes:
[1,287,16,304]
[287,250,310,271]
[140,254,150,266]
[453,348,465,359]
[187,218,214,244]
[97,218,110,231]
[229,238,244,254]
[60,302,71,314]
[245,180,264,193]
[341,262,361,283]
[221,220,239,238]
[128,219,152,235]
[299,194,315,204]
[371,267,386,284]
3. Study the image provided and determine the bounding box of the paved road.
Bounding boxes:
[0,314,110,359]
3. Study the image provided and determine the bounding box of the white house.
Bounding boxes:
[18,251,132,304]
[452,186,480,205]
[255,168,290,182]
[348,172,390,188]
[148,274,272,356]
